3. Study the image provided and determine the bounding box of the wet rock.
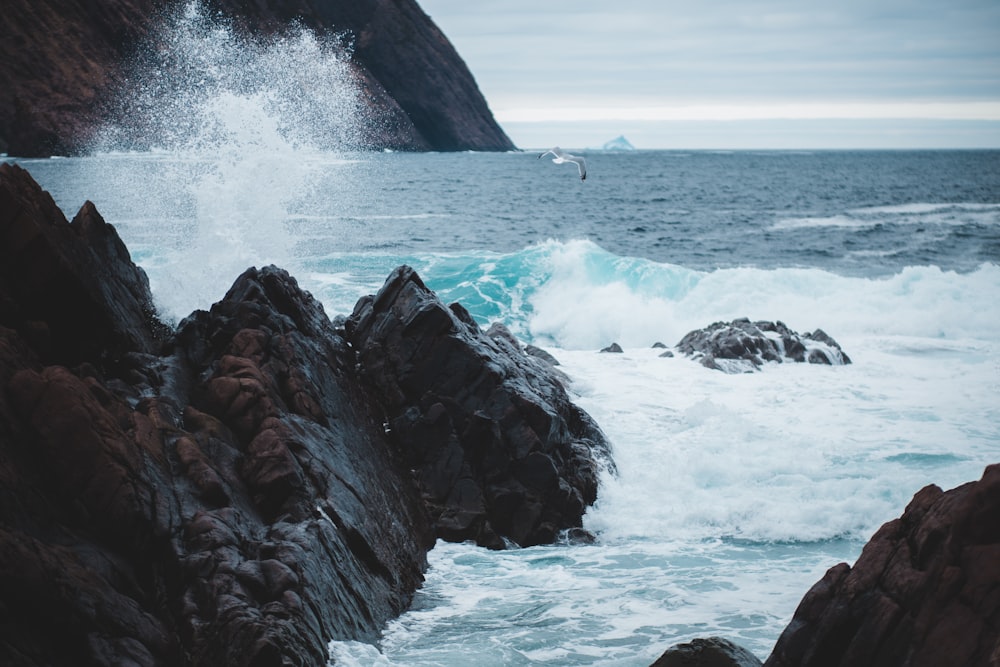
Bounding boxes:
[601,342,624,353]
[764,464,1000,667]
[0,166,433,666]
[0,162,167,369]
[347,266,612,548]
[676,318,851,373]
[651,636,763,667]
[525,344,560,367]
[0,165,617,666]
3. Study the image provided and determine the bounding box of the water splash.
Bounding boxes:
[89,0,372,320]
[96,0,367,153]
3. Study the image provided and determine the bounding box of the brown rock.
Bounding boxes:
[651,636,763,667]
[0,166,433,665]
[765,464,1000,667]
[0,162,167,369]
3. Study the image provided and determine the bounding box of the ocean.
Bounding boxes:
[4,4,1000,662]
[9,146,999,666]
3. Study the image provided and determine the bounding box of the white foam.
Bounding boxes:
[770,202,1000,231]
[525,246,1000,350]
[563,340,997,544]
[86,0,374,320]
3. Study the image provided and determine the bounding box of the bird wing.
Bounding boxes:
[567,155,587,180]
[538,147,586,179]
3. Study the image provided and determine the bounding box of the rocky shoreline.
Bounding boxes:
[2,163,997,665]
[0,163,596,664]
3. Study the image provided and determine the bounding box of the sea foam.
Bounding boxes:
[88,0,371,321]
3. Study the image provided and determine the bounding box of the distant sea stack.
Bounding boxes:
[0,0,516,156]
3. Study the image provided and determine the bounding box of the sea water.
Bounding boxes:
[13,147,1000,666]
[6,4,1000,663]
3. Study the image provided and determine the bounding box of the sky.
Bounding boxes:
[417,0,1000,149]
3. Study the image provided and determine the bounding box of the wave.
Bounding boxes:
[304,240,1000,351]
[770,202,1000,231]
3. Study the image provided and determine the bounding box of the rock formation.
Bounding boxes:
[0,0,515,156]
[0,163,602,665]
[347,271,612,549]
[764,463,1000,667]
[651,464,1000,666]
[676,318,851,373]
[651,637,763,667]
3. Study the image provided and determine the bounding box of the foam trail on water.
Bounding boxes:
[91,0,368,320]
[518,240,1000,350]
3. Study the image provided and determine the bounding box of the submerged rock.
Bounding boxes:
[764,464,1000,667]
[347,267,612,549]
[676,318,851,373]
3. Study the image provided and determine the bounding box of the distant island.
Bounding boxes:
[602,135,636,151]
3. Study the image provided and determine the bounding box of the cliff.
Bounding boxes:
[0,0,515,156]
[0,163,595,665]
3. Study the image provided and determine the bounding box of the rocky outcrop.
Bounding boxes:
[1,163,434,665]
[346,269,612,549]
[0,164,607,665]
[651,637,763,667]
[764,464,1000,667]
[677,318,851,373]
[0,163,168,368]
[0,0,515,156]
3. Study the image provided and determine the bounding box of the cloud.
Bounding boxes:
[418,0,1000,146]
[420,0,1000,109]
[496,102,1000,123]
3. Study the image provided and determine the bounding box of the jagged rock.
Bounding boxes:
[0,0,514,156]
[346,266,612,548]
[764,464,1000,667]
[525,344,561,367]
[601,343,624,354]
[167,265,434,664]
[651,636,763,667]
[676,318,851,373]
[0,164,615,665]
[0,162,168,369]
[0,166,433,666]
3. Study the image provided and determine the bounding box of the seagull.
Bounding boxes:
[538,146,587,180]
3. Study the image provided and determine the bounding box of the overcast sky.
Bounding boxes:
[417,0,1000,149]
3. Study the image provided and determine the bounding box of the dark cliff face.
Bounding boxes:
[0,0,515,156]
[0,0,163,156]
[206,0,516,152]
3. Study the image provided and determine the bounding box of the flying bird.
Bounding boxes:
[538,147,587,180]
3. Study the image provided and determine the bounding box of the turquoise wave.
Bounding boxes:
[303,239,999,350]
